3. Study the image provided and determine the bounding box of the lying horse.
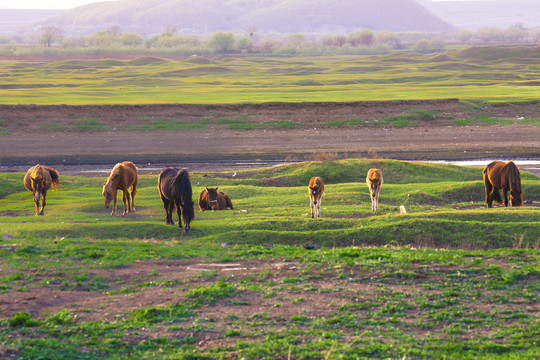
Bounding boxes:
[24,164,60,216]
[199,187,234,211]
[102,161,138,216]
[366,168,383,212]
[158,168,194,233]
[483,161,523,208]
[308,177,325,218]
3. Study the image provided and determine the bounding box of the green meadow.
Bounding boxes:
[1,46,540,104]
[0,159,539,359]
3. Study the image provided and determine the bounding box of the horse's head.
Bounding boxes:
[30,167,46,201]
[181,201,195,233]
[509,164,523,207]
[309,185,320,204]
[102,183,114,208]
[510,189,523,207]
[205,187,220,210]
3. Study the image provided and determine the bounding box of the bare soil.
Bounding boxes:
[1,100,540,169]
[2,256,537,353]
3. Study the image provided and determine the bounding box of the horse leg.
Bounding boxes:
[39,190,47,215]
[33,192,40,216]
[310,198,315,218]
[484,177,494,208]
[131,184,137,212]
[503,190,511,207]
[160,194,173,224]
[122,189,130,215]
[317,198,321,218]
[111,190,118,216]
[375,190,380,212]
[176,200,183,229]
[486,189,497,208]
[167,200,175,225]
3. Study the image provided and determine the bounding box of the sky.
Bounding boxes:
[0,0,117,9]
[0,0,497,10]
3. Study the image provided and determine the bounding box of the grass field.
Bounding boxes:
[1,46,540,104]
[0,159,539,359]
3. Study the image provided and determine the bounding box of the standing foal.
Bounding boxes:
[308,177,325,218]
[366,168,383,212]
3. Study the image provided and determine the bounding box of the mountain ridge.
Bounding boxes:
[21,0,454,35]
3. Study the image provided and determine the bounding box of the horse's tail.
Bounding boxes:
[47,167,60,189]
[483,164,502,204]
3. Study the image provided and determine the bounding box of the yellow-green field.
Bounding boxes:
[1,46,540,105]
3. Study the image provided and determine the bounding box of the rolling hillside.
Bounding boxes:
[25,0,454,35]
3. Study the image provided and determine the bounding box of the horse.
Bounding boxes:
[366,168,383,212]
[23,164,60,216]
[102,161,138,216]
[483,161,523,208]
[158,168,195,233]
[199,187,234,211]
[308,177,325,218]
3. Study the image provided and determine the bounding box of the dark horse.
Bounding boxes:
[24,164,60,216]
[483,161,523,208]
[158,168,195,233]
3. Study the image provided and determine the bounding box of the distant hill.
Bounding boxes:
[419,0,540,30]
[22,0,454,36]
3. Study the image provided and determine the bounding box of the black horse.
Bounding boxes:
[158,168,195,233]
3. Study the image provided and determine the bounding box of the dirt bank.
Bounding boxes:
[1,100,539,167]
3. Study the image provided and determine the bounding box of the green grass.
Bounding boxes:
[128,116,210,130]
[1,48,540,104]
[73,118,106,131]
[451,116,515,126]
[1,160,539,359]
[38,121,70,131]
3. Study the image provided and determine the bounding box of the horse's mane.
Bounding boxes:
[105,164,122,188]
[173,170,193,203]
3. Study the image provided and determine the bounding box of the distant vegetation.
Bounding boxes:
[2,24,540,58]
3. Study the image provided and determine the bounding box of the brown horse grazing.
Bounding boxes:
[102,161,138,216]
[366,168,383,212]
[199,187,234,211]
[308,177,325,218]
[483,161,523,208]
[158,168,195,233]
[23,164,60,216]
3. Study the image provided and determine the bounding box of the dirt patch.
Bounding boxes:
[0,259,304,322]
[1,257,537,354]
[1,100,540,167]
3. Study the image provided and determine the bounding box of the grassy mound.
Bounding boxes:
[1,159,539,252]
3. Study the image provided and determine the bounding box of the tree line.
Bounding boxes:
[1,25,539,56]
